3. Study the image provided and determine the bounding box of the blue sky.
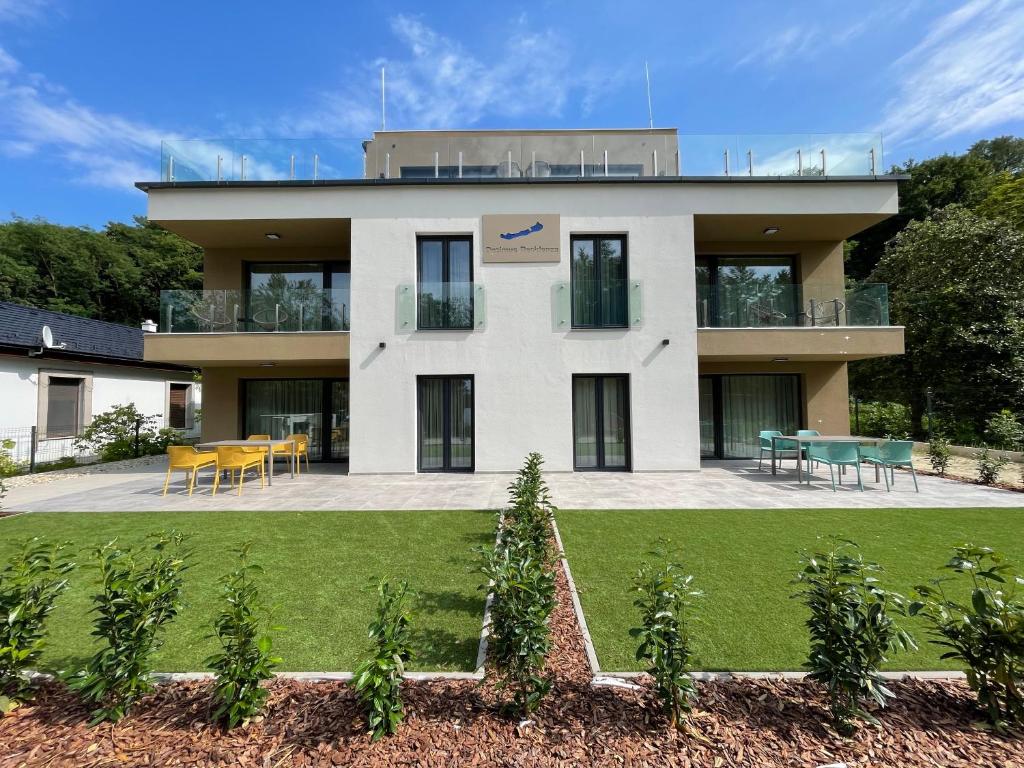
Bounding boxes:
[1,0,1023,227]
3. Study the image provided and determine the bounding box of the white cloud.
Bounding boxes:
[0,0,51,24]
[881,0,1024,145]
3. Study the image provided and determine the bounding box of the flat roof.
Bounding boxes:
[136,174,907,192]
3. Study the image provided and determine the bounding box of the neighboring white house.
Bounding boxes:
[0,301,200,467]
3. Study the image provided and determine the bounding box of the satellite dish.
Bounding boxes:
[41,326,54,348]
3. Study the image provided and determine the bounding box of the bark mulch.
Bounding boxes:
[2,563,1022,766]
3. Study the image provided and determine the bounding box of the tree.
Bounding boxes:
[969,135,1024,175]
[976,173,1024,231]
[863,206,1024,437]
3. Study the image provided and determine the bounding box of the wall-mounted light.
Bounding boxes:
[762,226,780,236]
[378,341,387,349]
[265,232,281,240]
[661,338,670,346]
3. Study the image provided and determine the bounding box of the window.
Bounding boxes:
[242,379,350,462]
[45,377,83,438]
[699,374,801,458]
[167,383,192,430]
[244,262,350,331]
[696,255,796,328]
[417,236,473,330]
[572,374,630,470]
[571,235,628,328]
[417,375,474,471]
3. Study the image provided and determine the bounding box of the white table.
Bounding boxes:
[195,439,295,486]
[770,435,889,483]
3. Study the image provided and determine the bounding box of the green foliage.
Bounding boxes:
[984,410,1023,451]
[32,457,79,474]
[867,206,1024,437]
[976,173,1024,232]
[792,539,915,735]
[0,538,75,710]
[70,532,191,723]
[968,135,1024,175]
[0,216,202,325]
[851,401,911,438]
[502,452,556,560]
[352,579,415,741]
[928,434,952,476]
[74,403,182,461]
[0,439,26,478]
[975,447,1009,486]
[205,543,280,729]
[911,545,1024,730]
[629,541,700,729]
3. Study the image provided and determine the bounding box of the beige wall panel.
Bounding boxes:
[204,246,349,290]
[145,332,349,366]
[697,327,904,361]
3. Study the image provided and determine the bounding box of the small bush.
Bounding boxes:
[853,401,912,438]
[0,538,75,711]
[205,543,281,729]
[70,532,191,723]
[353,579,415,741]
[911,545,1024,730]
[502,452,556,559]
[793,539,915,735]
[928,434,952,476]
[976,446,1009,485]
[33,457,79,473]
[0,438,26,478]
[630,541,700,729]
[74,403,182,461]
[985,409,1023,451]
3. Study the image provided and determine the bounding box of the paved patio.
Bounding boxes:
[3,458,1022,513]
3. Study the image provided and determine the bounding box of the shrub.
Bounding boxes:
[793,539,915,735]
[630,542,700,729]
[928,434,952,476]
[0,538,75,711]
[502,452,556,559]
[205,543,281,729]
[479,539,555,718]
[0,438,26,478]
[985,409,1023,451]
[975,446,1009,485]
[73,403,183,461]
[353,578,415,741]
[911,545,1024,730]
[853,401,912,438]
[70,532,191,723]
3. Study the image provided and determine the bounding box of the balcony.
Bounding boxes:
[697,282,903,361]
[144,289,349,367]
[397,283,486,331]
[157,132,885,183]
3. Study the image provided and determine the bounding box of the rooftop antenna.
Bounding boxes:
[381,66,386,131]
[644,61,654,129]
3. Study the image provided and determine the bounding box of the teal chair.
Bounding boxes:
[757,430,799,470]
[862,440,919,492]
[796,429,821,474]
[805,441,864,491]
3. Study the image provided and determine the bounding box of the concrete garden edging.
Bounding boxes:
[912,441,1023,463]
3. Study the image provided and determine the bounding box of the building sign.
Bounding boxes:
[482,214,560,263]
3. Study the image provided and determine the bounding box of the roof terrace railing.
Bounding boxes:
[159,133,884,182]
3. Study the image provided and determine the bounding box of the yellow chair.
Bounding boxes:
[212,446,265,496]
[163,446,218,496]
[246,434,271,456]
[271,433,309,474]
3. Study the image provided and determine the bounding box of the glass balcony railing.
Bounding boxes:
[158,132,885,181]
[696,282,889,328]
[158,289,349,333]
[552,279,644,329]
[397,283,486,330]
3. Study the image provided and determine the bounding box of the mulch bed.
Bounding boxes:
[2,560,1022,766]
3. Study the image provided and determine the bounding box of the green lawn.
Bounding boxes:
[557,507,1024,672]
[0,510,493,673]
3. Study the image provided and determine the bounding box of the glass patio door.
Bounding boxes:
[243,378,349,462]
[417,376,474,471]
[573,375,630,470]
[698,374,800,459]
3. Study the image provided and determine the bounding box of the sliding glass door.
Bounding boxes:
[698,374,800,459]
[696,255,796,328]
[243,379,349,461]
[417,376,474,472]
[573,374,630,470]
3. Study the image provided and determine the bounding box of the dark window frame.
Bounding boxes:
[416,236,474,330]
[698,372,803,459]
[168,382,192,430]
[571,373,632,471]
[240,377,350,462]
[416,374,475,473]
[570,234,629,329]
[242,261,351,331]
[695,253,797,328]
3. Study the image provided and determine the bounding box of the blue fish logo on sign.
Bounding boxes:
[499,221,544,240]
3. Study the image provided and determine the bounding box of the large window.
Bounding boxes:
[243,379,349,462]
[44,377,83,438]
[417,236,473,330]
[417,375,474,471]
[572,374,630,470]
[245,262,350,331]
[699,374,801,459]
[696,255,796,328]
[571,235,628,328]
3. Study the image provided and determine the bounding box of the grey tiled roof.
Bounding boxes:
[0,301,144,362]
